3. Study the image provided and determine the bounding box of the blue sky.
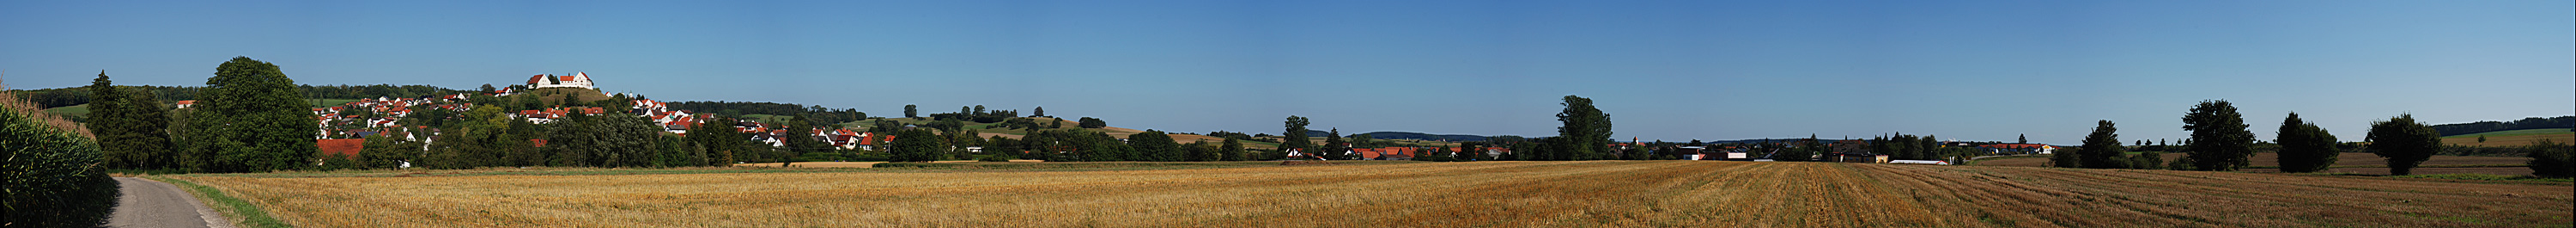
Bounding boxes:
[5,0,2570,145]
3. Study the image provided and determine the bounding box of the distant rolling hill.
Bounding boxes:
[2431,115,2573,136]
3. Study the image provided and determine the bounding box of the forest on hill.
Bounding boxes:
[2432,116,2574,136]
[9,84,469,108]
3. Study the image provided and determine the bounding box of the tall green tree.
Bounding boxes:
[1282,115,1312,159]
[1182,140,1215,162]
[689,117,747,165]
[903,104,919,118]
[1796,135,1825,161]
[781,114,827,165]
[2183,100,2257,171]
[2081,120,2128,169]
[1219,138,1247,161]
[89,71,176,169]
[889,128,945,162]
[1129,130,1182,162]
[2050,147,2081,168]
[1555,96,1612,161]
[2275,112,2341,173]
[1077,117,1107,128]
[543,113,664,168]
[2366,114,2441,176]
[1072,130,1135,161]
[1321,128,1350,160]
[188,57,321,172]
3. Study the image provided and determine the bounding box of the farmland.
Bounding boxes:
[164,161,2569,227]
[1978,152,2531,168]
[2443,128,2575,147]
[1975,152,2541,176]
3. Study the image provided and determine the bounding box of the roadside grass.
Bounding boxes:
[145,176,291,228]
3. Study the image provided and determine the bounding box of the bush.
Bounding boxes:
[4,104,122,227]
[2528,140,2573,178]
[977,156,1011,162]
[847,151,890,162]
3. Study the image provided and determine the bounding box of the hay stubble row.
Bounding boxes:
[174,161,2570,227]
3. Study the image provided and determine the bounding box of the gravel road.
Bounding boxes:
[109,177,232,228]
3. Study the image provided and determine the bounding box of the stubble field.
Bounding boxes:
[1978,152,2537,176]
[169,161,2570,227]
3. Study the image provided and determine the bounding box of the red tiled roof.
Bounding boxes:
[317,139,366,159]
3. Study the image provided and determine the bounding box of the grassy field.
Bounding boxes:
[167,161,2570,227]
[2443,128,2573,147]
[39,103,89,116]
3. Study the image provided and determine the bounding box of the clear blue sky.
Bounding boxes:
[5,0,2570,145]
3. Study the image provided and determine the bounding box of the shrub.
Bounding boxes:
[2528,140,2573,178]
[4,102,122,227]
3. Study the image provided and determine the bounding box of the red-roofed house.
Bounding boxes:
[527,72,596,89]
[1978,144,2056,154]
[317,139,366,160]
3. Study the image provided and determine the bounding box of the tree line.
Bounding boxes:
[2046,100,2571,177]
[10,83,470,108]
[667,101,869,125]
[2427,115,2573,136]
[75,57,754,173]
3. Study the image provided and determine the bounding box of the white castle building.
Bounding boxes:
[526,72,596,89]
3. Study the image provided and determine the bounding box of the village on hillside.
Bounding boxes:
[197,73,889,162]
[183,72,2075,166]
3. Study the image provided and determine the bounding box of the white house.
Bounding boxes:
[526,72,597,89]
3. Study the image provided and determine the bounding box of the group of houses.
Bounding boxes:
[1282,145,1512,160]
[310,96,473,139]
[731,121,890,150]
[1658,139,2055,165]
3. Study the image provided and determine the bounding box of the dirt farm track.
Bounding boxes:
[166,161,2569,227]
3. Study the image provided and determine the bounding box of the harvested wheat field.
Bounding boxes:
[168,161,2570,227]
[1979,152,2531,169]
